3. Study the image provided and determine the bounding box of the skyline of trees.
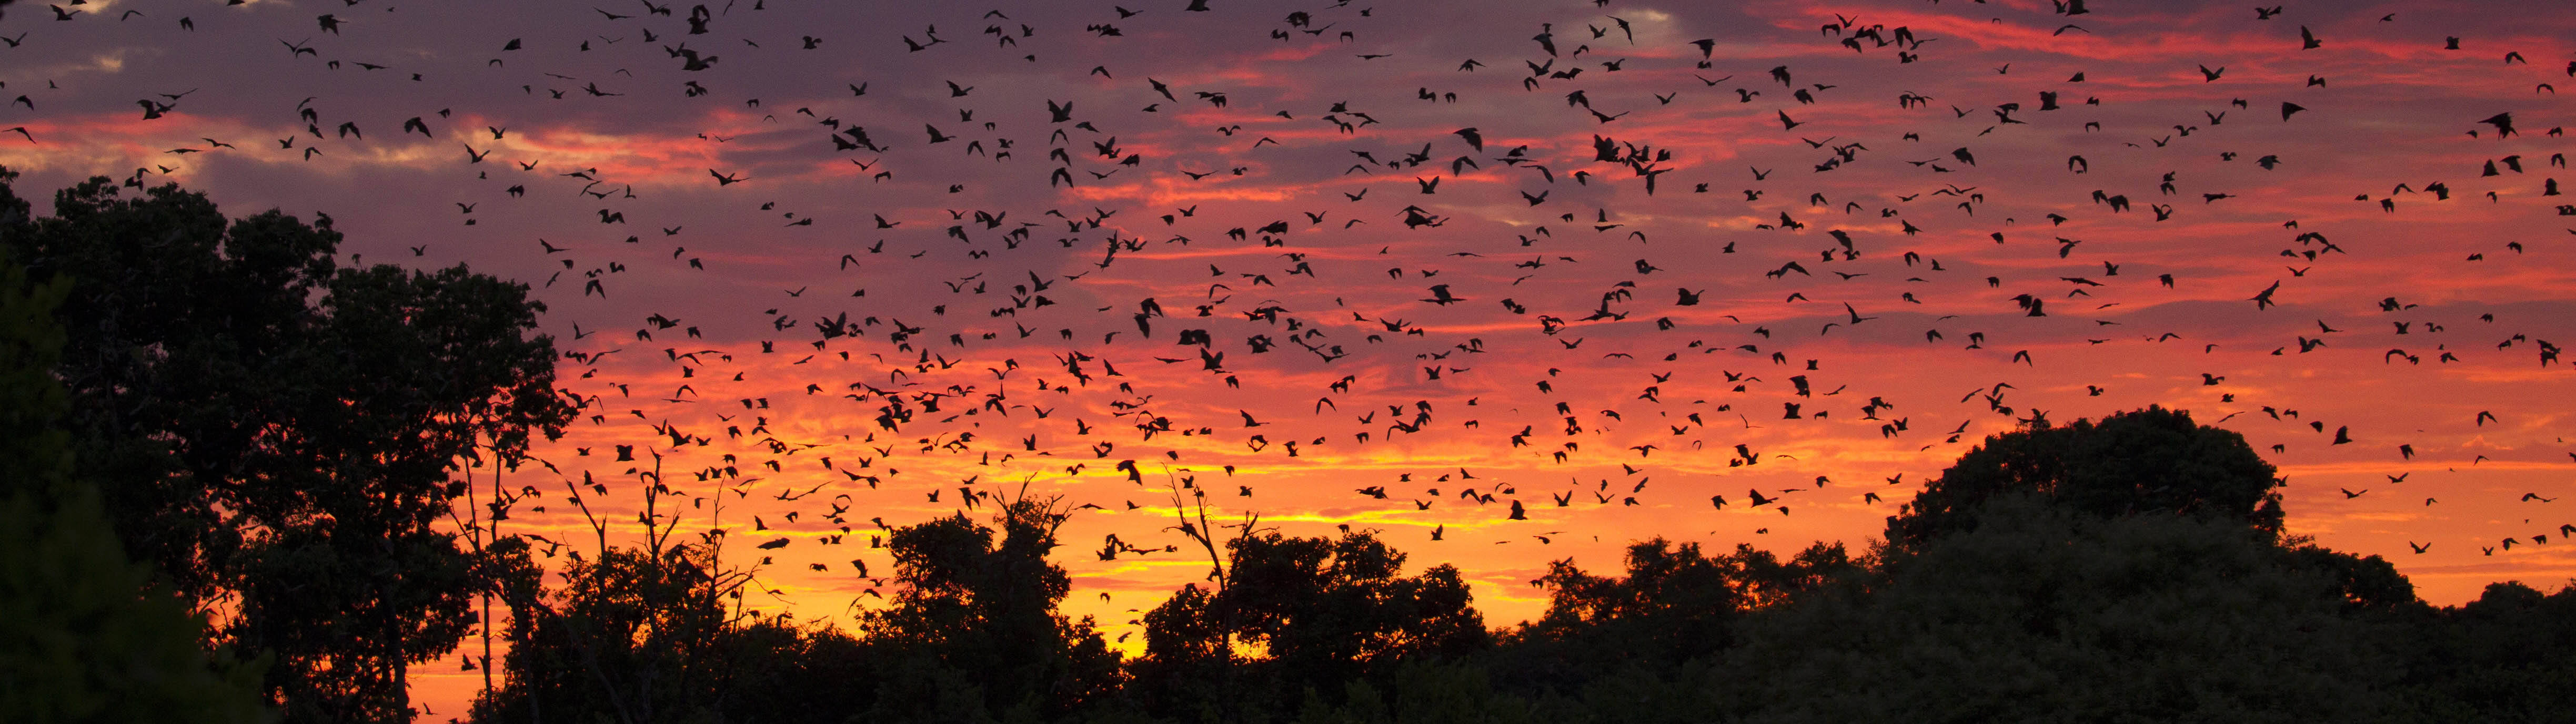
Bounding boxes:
[3,170,2571,723]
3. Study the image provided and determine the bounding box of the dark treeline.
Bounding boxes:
[456,414,2576,724]
[4,174,2573,724]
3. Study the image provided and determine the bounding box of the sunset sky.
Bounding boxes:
[4,0,2572,717]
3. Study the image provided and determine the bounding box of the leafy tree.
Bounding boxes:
[224,262,571,722]
[0,170,571,722]
[704,616,878,724]
[0,246,271,724]
[469,543,769,723]
[2281,541,2420,615]
[1496,538,1852,689]
[1886,405,2283,547]
[1135,529,1487,718]
[2386,580,2576,723]
[860,494,1123,721]
[1225,531,1487,679]
[1710,494,2404,724]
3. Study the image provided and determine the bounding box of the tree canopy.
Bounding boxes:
[0,241,271,724]
[1133,527,1487,720]
[1495,537,1853,688]
[0,169,571,723]
[1714,494,2402,724]
[1885,405,2285,547]
[859,494,1123,721]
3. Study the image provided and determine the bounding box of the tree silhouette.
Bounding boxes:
[1134,528,1486,716]
[470,543,750,723]
[0,244,270,724]
[0,170,570,722]
[2387,580,2576,722]
[1708,494,2404,723]
[859,492,1121,721]
[1886,405,2283,547]
[470,465,870,724]
[1498,538,1852,689]
[2280,541,2420,615]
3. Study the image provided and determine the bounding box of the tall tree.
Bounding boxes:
[0,243,271,724]
[0,170,571,722]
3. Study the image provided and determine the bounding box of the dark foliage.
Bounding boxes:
[1491,538,1852,692]
[0,226,272,723]
[2386,582,2576,723]
[1129,529,1487,719]
[468,543,873,724]
[856,494,1123,721]
[0,170,570,722]
[1885,404,2286,546]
